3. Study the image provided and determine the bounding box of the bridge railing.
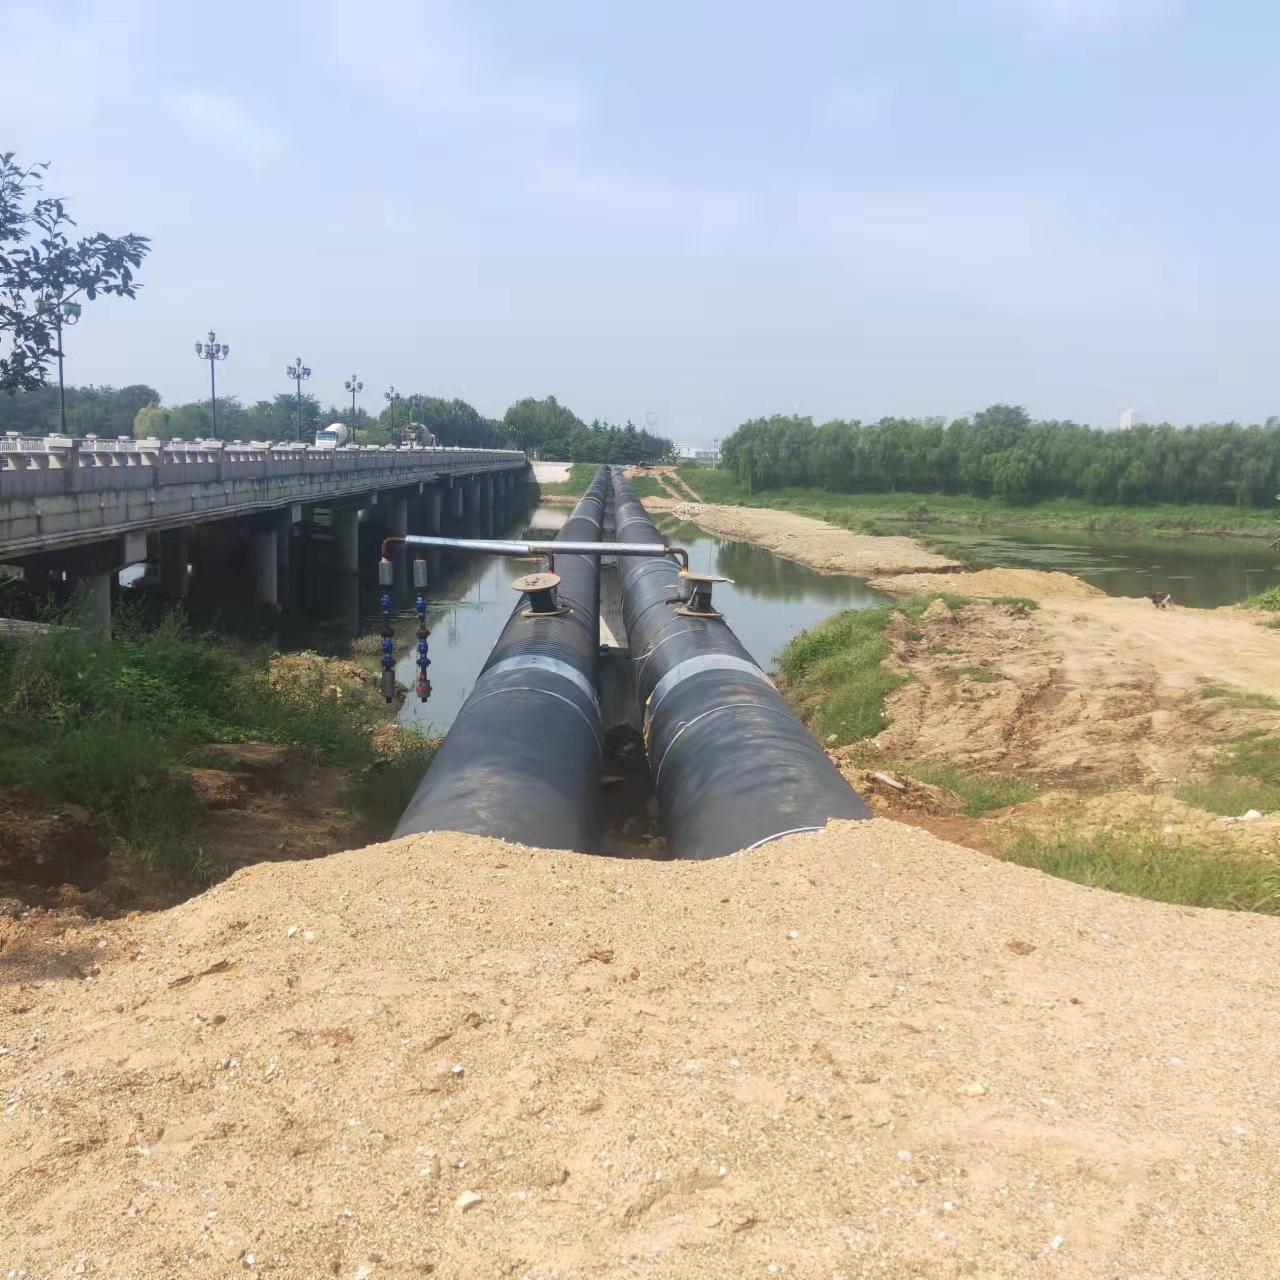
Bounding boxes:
[0,436,527,499]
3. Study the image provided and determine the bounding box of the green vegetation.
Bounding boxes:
[504,396,673,463]
[1198,684,1280,712]
[1001,830,1280,915]
[685,464,1278,538]
[954,665,1001,683]
[722,405,1280,511]
[908,764,1040,815]
[779,594,969,744]
[0,603,432,880]
[1177,726,1280,816]
[626,473,674,500]
[1242,585,1280,611]
[1,152,150,394]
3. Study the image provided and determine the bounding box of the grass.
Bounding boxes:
[1198,684,1280,712]
[778,593,972,745]
[0,599,429,881]
[1242,585,1280,612]
[907,763,1040,815]
[954,665,1001,683]
[1001,829,1280,915]
[1176,725,1280,816]
[683,467,1279,539]
[627,473,674,500]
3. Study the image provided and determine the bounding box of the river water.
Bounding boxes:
[925,527,1280,609]
[393,506,885,735]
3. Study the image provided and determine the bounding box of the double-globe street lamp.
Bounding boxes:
[384,385,402,443]
[36,293,83,437]
[195,331,230,440]
[345,374,363,434]
[287,357,312,442]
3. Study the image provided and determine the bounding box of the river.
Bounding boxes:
[925,527,1280,608]
[392,506,885,735]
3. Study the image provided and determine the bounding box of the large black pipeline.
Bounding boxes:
[393,466,610,849]
[611,472,869,858]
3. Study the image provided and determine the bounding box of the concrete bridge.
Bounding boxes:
[0,435,529,630]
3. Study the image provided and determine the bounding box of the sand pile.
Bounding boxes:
[871,568,1106,603]
[4,821,1279,1278]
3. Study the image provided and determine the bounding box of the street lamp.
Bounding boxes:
[345,374,363,433]
[286,357,312,442]
[195,330,230,439]
[384,385,402,442]
[36,294,83,436]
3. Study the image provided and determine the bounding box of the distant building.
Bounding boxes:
[677,444,720,462]
[1120,408,1144,429]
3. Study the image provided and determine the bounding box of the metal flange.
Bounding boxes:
[674,570,731,618]
[514,571,569,617]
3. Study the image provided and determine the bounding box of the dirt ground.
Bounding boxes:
[4,820,1279,1280]
[855,595,1280,791]
[644,502,962,577]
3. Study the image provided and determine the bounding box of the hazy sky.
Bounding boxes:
[6,0,1278,442]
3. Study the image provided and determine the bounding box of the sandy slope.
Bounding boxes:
[4,821,1279,1279]
[650,503,961,577]
[856,596,1280,787]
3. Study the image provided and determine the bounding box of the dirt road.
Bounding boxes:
[5,820,1280,1279]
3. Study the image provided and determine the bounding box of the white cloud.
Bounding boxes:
[168,90,285,162]
[302,0,583,139]
[533,162,743,240]
[798,188,1184,314]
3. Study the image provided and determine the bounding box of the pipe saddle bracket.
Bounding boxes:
[514,571,570,618]
[674,570,732,618]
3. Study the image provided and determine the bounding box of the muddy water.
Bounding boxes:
[927,528,1280,608]
[393,507,886,735]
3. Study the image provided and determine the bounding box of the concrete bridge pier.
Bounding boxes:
[428,486,444,534]
[254,526,280,609]
[335,505,360,577]
[464,478,482,519]
[154,528,191,600]
[449,482,465,522]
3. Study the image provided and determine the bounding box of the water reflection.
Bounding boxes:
[652,514,886,672]
[929,528,1280,609]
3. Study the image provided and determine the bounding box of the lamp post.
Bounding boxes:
[36,294,83,436]
[384,385,402,443]
[345,374,363,437]
[195,330,230,440]
[286,357,312,442]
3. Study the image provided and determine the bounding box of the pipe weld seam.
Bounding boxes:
[651,700,800,792]
[483,654,601,710]
[466,685,604,755]
[644,655,773,728]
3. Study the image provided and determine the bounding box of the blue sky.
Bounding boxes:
[5,0,1278,441]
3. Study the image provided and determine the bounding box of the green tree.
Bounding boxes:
[1,153,150,392]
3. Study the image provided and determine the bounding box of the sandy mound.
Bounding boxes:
[862,598,1280,788]
[4,822,1279,1278]
[872,567,1105,603]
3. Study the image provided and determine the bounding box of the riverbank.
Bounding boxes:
[0,610,434,912]
[5,819,1279,1278]
[682,466,1280,539]
[648,499,963,576]
[779,583,1280,912]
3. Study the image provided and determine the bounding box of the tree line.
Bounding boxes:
[0,384,673,461]
[722,406,1280,508]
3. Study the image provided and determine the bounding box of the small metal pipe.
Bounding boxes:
[392,534,689,569]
